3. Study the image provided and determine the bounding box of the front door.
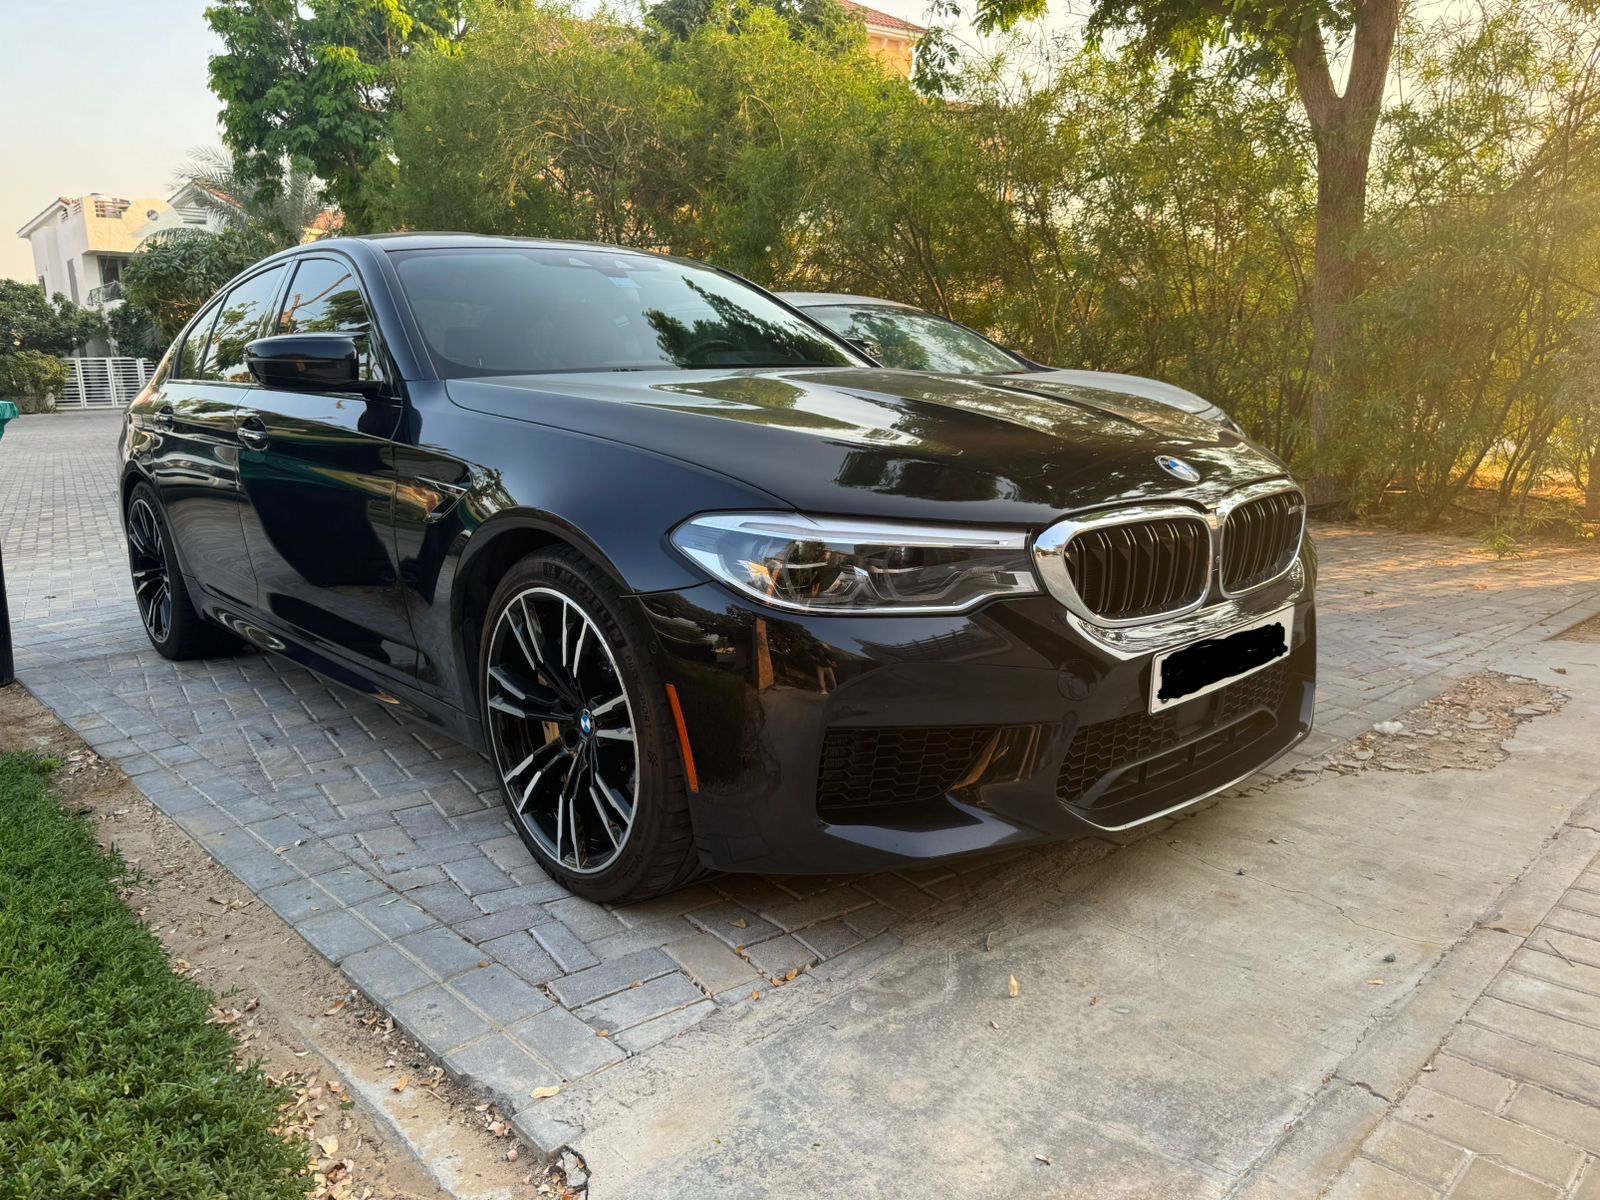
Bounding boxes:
[145,268,285,611]
[234,254,418,679]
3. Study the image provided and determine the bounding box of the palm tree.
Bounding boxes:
[173,146,329,242]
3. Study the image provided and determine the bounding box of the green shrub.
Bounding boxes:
[0,351,67,413]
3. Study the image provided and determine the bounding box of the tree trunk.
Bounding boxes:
[1586,447,1600,520]
[1287,0,1401,506]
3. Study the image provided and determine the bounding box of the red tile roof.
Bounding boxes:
[840,0,928,38]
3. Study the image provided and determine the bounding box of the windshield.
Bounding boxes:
[804,304,1026,375]
[391,247,859,377]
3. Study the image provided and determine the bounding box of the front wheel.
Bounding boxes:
[480,548,703,903]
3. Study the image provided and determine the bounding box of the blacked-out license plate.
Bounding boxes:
[1149,605,1293,713]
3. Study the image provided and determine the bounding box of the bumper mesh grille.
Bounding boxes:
[1221,490,1304,593]
[817,726,996,820]
[1065,517,1210,621]
[1057,663,1290,803]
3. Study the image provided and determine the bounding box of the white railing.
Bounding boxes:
[59,356,155,409]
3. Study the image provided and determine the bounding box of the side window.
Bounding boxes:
[277,258,384,381]
[174,297,224,380]
[199,264,289,384]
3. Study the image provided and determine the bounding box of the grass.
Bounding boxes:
[0,752,305,1200]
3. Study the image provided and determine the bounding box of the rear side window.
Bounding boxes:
[199,265,288,383]
[175,297,224,379]
[277,257,383,381]
[805,304,1024,375]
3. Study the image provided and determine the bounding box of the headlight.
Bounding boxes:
[670,512,1040,614]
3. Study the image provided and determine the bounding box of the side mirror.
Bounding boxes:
[847,336,884,362]
[246,333,383,395]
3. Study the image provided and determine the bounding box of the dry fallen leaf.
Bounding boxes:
[393,1074,410,1093]
[530,1086,561,1100]
[1035,1153,1052,1166]
[731,917,748,929]
[1008,975,1020,999]
[318,1135,340,1156]
[1366,979,1385,987]
[324,998,347,1016]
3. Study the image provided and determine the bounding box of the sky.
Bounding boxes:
[0,0,1022,285]
[1,0,223,283]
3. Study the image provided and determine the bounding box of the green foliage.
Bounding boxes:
[0,280,103,357]
[0,351,69,411]
[206,0,465,230]
[106,303,165,360]
[0,753,305,1200]
[387,0,1598,527]
[121,225,284,341]
[174,145,329,243]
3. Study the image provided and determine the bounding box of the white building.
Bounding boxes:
[15,184,231,353]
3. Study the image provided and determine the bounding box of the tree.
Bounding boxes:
[106,303,165,360]
[968,0,1401,498]
[205,0,465,230]
[120,226,283,341]
[0,281,103,357]
[174,145,327,243]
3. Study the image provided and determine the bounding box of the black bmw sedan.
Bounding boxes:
[120,234,1315,903]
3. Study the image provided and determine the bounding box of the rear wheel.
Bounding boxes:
[480,549,703,903]
[126,483,240,660]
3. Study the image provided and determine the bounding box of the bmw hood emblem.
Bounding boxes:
[1156,455,1201,484]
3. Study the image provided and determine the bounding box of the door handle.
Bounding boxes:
[237,419,270,450]
[155,405,174,428]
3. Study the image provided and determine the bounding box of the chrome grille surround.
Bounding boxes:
[1032,503,1215,628]
[1033,479,1307,629]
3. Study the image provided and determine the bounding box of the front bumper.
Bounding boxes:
[636,552,1315,874]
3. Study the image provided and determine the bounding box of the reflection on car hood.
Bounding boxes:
[447,367,1289,524]
[1002,369,1220,417]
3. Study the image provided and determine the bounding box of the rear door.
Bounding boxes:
[234,254,417,679]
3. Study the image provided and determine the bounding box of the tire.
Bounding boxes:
[479,547,705,903]
[125,482,241,660]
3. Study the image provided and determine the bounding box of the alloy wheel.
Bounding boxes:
[127,496,172,644]
[485,586,639,874]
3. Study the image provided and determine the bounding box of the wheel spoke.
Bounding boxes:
[487,666,569,723]
[591,765,634,824]
[589,784,621,849]
[594,727,634,742]
[589,693,626,719]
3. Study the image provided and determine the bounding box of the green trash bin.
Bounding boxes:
[0,399,19,684]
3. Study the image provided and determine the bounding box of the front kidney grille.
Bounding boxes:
[1064,517,1211,621]
[1057,663,1289,804]
[1221,489,1304,593]
[817,726,997,821]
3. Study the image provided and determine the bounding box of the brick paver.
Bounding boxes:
[6,409,1600,1111]
[1327,843,1600,1199]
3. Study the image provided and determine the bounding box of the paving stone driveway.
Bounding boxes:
[6,409,1600,1129]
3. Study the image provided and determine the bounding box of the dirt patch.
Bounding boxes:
[1324,671,1564,775]
[1555,612,1600,643]
[0,682,579,1200]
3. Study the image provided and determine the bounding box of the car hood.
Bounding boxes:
[1004,368,1218,416]
[447,367,1290,525]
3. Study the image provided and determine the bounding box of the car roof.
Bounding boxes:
[342,232,649,255]
[775,292,922,311]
